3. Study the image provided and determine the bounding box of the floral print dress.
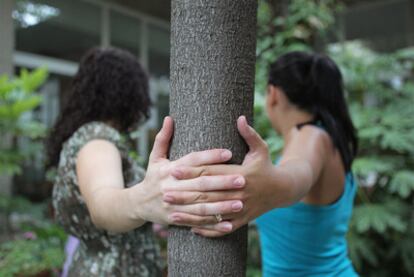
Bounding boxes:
[52,122,162,277]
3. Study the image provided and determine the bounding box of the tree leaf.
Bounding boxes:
[388,171,414,198]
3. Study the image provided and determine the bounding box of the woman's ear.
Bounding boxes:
[266,85,279,107]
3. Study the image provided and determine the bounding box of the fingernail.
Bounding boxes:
[233,177,245,188]
[221,150,232,160]
[163,194,174,203]
[191,229,200,235]
[171,214,181,222]
[172,168,183,179]
[231,201,243,211]
[220,222,233,232]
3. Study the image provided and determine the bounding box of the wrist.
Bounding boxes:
[127,181,148,223]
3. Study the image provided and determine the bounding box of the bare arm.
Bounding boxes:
[165,116,328,236]
[76,139,146,233]
[75,117,247,234]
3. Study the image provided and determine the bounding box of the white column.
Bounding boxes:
[0,0,15,196]
[0,0,14,76]
[138,20,150,161]
[139,21,149,68]
[101,5,110,48]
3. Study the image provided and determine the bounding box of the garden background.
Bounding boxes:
[1,0,414,276]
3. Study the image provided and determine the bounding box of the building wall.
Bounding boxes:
[7,0,171,198]
[0,0,14,76]
[343,0,414,51]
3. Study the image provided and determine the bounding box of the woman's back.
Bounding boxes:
[53,122,162,277]
[256,172,357,276]
[256,123,358,276]
[292,124,346,206]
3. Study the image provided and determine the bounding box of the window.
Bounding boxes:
[110,10,141,57]
[148,23,170,77]
[14,0,101,61]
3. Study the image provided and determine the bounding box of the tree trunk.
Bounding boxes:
[168,0,257,276]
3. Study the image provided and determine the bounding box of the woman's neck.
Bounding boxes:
[278,110,314,143]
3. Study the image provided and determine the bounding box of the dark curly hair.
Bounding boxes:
[46,47,151,168]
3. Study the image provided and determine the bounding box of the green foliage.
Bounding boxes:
[247,267,262,277]
[254,0,342,161]
[0,195,66,276]
[0,229,65,277]
[0,193,34,214]
[388,171,414,198]
[351,203,407,233]
[0,68,48,176]
[331,42,414,276]
[347,230,379,270]
[255,0,340,94]
[247,224,262,276]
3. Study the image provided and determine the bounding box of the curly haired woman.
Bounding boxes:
[47,47,245,276]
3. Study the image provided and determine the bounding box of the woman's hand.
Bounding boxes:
[165,115,324,237]
[162,116,283,237]
[132,116,246,233]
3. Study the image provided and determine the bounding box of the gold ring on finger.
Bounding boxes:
[214,214,223,223]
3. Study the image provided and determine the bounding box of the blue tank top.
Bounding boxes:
[256,171,358,277]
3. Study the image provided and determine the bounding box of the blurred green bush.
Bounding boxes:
[0,69,66,276]
[0,195,66,277]
[332,43,414,277]
[0,68,48,176]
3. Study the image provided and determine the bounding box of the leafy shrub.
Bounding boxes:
[330,42,414,276]
[0,227,66,277]
[0,195,66,276]
[0,68,47,176]
[0,68,66,276]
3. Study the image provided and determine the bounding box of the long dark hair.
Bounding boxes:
[268,51,358,171]
[46,47,151,168]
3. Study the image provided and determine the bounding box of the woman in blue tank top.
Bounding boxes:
[164,51,359,276]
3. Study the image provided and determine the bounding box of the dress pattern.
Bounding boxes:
[52,122,162,277]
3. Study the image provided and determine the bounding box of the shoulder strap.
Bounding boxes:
[296,120,319,130]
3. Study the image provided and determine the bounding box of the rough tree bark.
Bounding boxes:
[168,0,258,276]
